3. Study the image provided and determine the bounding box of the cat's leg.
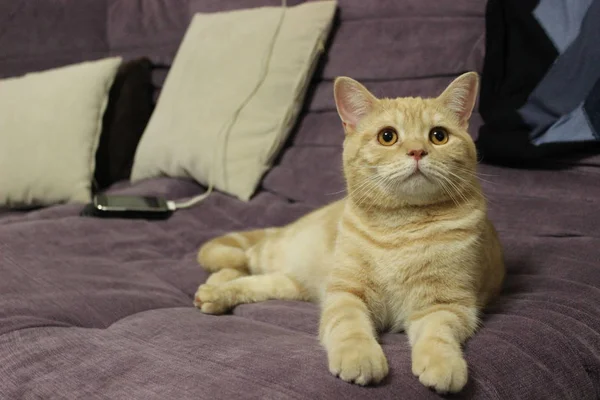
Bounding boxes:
[197,228,278,273]
[319,284,388,385]
[194,269,248,308]
[406,302,478,394]
[204,268,248,286]
[194,272,307,315]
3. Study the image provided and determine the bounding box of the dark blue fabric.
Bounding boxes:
[477,0,600,163]
[520,0,600,143]
[584,78,600,140]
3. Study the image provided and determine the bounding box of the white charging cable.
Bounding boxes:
[166,0,288,211]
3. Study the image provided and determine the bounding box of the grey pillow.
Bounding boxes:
[0,57,122,207]
[131,2,337,201]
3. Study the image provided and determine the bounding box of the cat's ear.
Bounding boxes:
[438,72,479,127]
[333,77,378,131]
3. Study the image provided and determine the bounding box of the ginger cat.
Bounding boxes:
[194,72,505,394]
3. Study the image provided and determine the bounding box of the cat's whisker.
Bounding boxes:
[444,169,476,187]
[350,175,386,210]
[454,171,499,186]
[440,181,461,208]
[427,166,470,205]
[451,165,500,183]
[445,175,472,204]
[366,177,394,214]
[442,169,498,206]
[473,177,498,186]
[448,181,469,205]
[381,166,414,182]
[326,188,347,196]
[473,171,498,177]
[439,176,465,206]
[429,172,460,207]
[350,174,377,190]
[362,176,390,209]
[351,182,375,207]
[437,165,477,187]
[350,174,381,198]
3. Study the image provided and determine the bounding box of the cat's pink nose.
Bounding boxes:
[407,149,427,160]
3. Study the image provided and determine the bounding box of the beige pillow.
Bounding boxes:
[130,1,337,201]
[0,57,122,207]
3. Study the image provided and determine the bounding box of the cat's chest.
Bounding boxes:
[369,248,436,332]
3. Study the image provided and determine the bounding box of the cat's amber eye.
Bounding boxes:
[429,127,449,145]
[377,128,398,146]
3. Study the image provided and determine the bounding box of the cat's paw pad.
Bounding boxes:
[328,338,388,386]
[193,284,229,315]
[412,342,467,393]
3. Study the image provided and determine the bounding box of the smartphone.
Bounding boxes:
[82,194,173,220]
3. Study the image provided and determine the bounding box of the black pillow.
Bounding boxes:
[94,58,154,190]
[477,0,600,164]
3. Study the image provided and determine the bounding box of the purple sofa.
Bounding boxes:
[1,1,599,399]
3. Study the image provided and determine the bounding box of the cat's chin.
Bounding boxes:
[385,172,446,205]
[397,170,431,187]
[406,170,427,181]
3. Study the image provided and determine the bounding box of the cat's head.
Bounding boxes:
[333,72,481,208]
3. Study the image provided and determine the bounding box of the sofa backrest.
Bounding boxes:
[0,0,485,95]
[0,0,486,204]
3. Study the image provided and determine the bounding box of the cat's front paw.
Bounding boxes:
[193,284,229,315]
[327,337,388,386]
[412,341,467,393]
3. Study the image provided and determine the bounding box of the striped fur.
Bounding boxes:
[194,72,505,393]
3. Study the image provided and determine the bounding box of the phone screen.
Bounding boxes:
[95,195,166,211]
